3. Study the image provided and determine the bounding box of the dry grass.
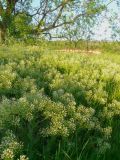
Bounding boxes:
[54,49,101,55]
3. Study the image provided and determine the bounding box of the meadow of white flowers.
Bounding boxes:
[0,46,120,159]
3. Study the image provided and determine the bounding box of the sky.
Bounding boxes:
[32,0,119,41]
[93,0,119,41]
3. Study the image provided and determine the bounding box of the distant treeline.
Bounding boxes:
[44,40,120,53]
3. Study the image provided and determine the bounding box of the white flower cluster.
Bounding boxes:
[0,65,16,90]
[1,148,14,160]
[18,155,29,160]
[0,131,23,160]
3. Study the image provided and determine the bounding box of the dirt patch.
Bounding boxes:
[54,49,101,55]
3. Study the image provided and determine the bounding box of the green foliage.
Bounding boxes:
[9,13,33,39]
[0,45,120,159]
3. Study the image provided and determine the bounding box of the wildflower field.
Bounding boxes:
[0,45,120,160]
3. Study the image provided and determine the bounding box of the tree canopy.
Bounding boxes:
[0,0,116,42]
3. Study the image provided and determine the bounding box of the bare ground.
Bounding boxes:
[54,49,101,55]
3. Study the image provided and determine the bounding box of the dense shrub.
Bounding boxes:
[0,46,120,159]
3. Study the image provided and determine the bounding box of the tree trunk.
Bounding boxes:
[0,27,6,43]
[86,39,89,53]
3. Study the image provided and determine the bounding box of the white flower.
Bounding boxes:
[1,149,14,159]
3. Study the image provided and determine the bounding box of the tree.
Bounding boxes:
[59,14,96,49]
[109,11,120,41]
[0,0,107,42]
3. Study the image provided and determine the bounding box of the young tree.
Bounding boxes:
[60,15,96,50]
[0,0,108,43]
